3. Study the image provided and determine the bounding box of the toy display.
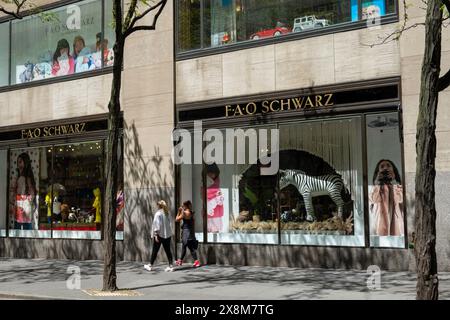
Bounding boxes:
[279,169,345,221]
[292,16,330,32]
[250,22,291,40]
[92,187,101,223]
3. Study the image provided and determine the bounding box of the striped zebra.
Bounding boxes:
[279,169,345,221]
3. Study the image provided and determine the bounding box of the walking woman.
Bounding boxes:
[144,200,174,272]
[175,200,201,267]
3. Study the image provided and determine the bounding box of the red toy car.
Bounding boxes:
[250,23,291,40]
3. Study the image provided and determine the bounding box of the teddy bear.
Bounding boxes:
[60,204,70,222]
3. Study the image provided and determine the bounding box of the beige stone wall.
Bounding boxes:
[176,24,401,104]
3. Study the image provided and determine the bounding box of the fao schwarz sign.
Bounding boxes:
[225,93,334,117]
[21,123,87,139]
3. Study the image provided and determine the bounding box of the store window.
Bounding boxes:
[0,23,9,87]
[179,126,280,244]
[3,0,114,86]
[177,0,397,52]
[6,141,105,239]
[366,112,405,248]
[51,142,103,239]
[278,118,364,246]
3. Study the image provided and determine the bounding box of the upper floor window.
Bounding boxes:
[177,0,397,53]
[0,0,115,87]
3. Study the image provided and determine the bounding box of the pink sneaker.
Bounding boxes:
[193,260,201,268]
[175,259,183,266]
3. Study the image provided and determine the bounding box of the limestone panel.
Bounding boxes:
[124,155,175,190]
[275,35,335,90]
[400,55,422,96]
[124,29,173,69]
[222,45,275,97]
[123,61,173,99]
[334,25,400,83]
[176,55,223,103]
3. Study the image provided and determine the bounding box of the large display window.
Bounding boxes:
[1,141,105,239]
[0,0,114,87]
[278,118,364,246]
[177,0,397,53]
[178,111,402,247]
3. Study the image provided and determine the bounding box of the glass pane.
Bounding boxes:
[11,0,102,84]
[8,147,52,238]
[103,0,116,67]
[279,117,365,246]
[0,22,9,86]
[201,126,278,244]
[0,150,7,236]
[178,0,201,52]
[178,1,397,52]
[51,142,103,239]
[367,112,405,248]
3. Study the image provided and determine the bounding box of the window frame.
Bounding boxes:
[0,0,118,92]
[175,0,399,61]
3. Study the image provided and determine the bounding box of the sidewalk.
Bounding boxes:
[0,258,449,300]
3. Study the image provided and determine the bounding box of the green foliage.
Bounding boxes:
[243,186,258,207]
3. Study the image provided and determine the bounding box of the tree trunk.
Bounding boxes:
[414,0,442,300]
[102,0,124,289]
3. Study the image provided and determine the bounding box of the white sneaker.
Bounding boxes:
[165,265,174,272]
[144,264,153,271]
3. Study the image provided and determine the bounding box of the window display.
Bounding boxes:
[0,0,114,86]
[5,141,104,239]
[49,142,103,239]
[179,118,366,246]
[0,23,9,87]
[366,112,405,248]
[177,0,396,52]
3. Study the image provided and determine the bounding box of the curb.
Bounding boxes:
[0,292,71,300]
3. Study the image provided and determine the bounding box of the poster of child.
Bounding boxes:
[9,150,40,230]
[202,163,225,233]
[369,159,404,236]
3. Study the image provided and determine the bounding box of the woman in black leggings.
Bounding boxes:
[175,200,200,267]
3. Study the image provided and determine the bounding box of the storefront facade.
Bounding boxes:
[1,0,449,271]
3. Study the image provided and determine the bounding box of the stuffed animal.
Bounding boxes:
[19,62,35,83]
[92,188,101,223]
[33,62,52,80]
[60,204,70,222]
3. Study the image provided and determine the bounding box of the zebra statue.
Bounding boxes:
[279,169,345,221]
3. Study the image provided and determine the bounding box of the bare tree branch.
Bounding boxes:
[0,0,27,19]
[123,0,138,32]
[124,0,167,38]
[438,70,450,91]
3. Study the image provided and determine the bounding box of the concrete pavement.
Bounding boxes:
[0,258,449,300]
